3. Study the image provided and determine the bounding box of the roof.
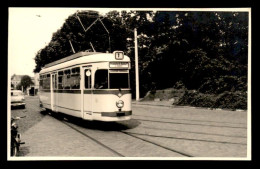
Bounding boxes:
[40,51,130,74]
[11,75,34,81]
[44,51,101,68]
[11,75,25,81]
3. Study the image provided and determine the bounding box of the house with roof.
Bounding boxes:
[11,74,36,94]
[11,74,24,89]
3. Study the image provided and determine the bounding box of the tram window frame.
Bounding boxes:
[65,69,71,78]
[109,71,130,89]
[72,67,80,74]
[46,74,50,89]
[94,69,108,89]
[42,74,50,89]
[71,67,80,89]
[58,71,64,89]
[53,74,57,89]
[59,67,81,90]
[63,69,71,89]
[39,75,43,89]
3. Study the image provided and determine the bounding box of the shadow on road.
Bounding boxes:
[50,112,141,131]
[18,146,30,157]
[11,106,26,110]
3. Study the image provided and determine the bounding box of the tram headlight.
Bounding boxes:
[116,100,124,108]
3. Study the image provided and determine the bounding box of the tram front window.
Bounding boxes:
[110,73,129,89]
[95,70,108,89]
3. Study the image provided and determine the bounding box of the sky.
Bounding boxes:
[8,8,114,78]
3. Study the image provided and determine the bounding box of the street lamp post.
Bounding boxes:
[134,28,140,101]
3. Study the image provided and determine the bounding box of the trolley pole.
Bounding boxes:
[134,28,140,101]
[69,40,76,53]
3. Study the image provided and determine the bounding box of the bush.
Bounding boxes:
[177,90,247,110]
[214,91,247,110]
[199,75,247,94]
[173,81,187,90]
[177,90,215,108]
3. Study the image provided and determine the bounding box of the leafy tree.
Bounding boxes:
[33,10,248,100]
[20,75,34,91]
[16,83,22,91]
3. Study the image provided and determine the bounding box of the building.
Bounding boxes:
[28,73,39,95]
[11,74,24,89]
[34,73,39,90]
[11,74,35,94]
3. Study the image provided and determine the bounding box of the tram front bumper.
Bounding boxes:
[101,111,132,117]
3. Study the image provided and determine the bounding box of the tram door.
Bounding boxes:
[51,73,58,112]
[83,68,92,119]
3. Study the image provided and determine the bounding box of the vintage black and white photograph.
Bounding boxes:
[8,7,251,160]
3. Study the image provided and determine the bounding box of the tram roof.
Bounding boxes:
[39,51,130,74]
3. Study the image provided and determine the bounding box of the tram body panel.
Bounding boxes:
[83,92,93,120]
[56,92,82,118]
[39,51,132,122]
[91,93,131,112]
[39,91,51,109]
[83,92,131,121]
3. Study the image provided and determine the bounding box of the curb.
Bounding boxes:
[132,102,247,112]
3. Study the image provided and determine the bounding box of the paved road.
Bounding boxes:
[10,96,248,158]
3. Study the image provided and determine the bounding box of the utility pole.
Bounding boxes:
[134,28,140,101]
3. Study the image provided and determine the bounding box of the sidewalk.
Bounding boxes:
[132,100,247,112]
[19,115,118,157]
[132,100,175,108]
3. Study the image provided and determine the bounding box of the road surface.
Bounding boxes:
[10,96,248,158]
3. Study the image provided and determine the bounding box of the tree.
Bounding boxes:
[33,10,248,98]
[20,75,34,91]
[16,83,22,91]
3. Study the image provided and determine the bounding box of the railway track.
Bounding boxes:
[62,120,125,157]
[139,125,246,138]
[120,130,246,145]
[120,131,193,157]
[133,114,247,125]
[47,108,246,158]
[52,114,193,157]
[132,118,247,129]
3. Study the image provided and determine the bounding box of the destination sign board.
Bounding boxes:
[109,62,129,68]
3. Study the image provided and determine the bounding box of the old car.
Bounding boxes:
[11,90,26,109]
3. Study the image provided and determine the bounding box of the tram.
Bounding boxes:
[38,51,132,121]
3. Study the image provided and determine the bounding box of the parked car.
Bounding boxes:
[11,90,26,109]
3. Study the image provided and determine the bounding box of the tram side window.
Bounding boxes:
[53,74,57,89]
[85,69,92,89]
[71,67,80,89]
[39,75,43,89]
[60,68,80,90]
[95,70,108,89]
[63,69,71,89]
[58,71,63,89]
[42,74,50,89]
